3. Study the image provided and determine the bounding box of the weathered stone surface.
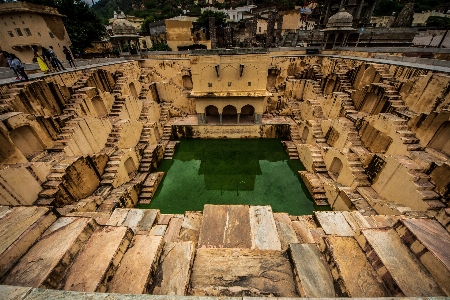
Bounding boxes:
[0,284,31,299]
[158,214,174,225]
[273,213,299,250]
[395,218,450,295]
[314,211,355,236]
[0,206,57,278]
[150,224,167,236]
[178,211,203,245]
[249,206,281,251]
[190,248,298,297]
[320,236,388,297]
[150,242,195,296]
[164,217,183,243]
[65,211,111,225]
[291,220,315,243]
[107,209,159,233]
[289,243,335,297]
[357,228,445,296]
[108,235,164,294]
[198,205,251,249]
[63,226,133,292]
[2,217,97,288]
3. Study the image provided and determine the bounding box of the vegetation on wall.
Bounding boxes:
[426,16,450,28]
[373,0,450,17]
[196,10,228,28]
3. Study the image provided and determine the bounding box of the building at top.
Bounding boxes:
[109,14,141,54]
[321,8,357,49]
[0,2,71,63]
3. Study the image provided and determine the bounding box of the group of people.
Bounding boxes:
[33,45,76,73]
[2,46,76,82]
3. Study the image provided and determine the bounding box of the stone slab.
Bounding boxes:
[396,218,450,295]
[0,284,32,299]
[249,206,281,251]
[358,228,445,296]
[158,214,174,225]
[190,248,298,297]
[108,235,164,294]
[273,213,299,251]
[2,217,97,288]
[164,217,183,243]
[178,211,203,245]
[291,220,315,243]
[137,209,160,232]
[66,211,111,225]
[320,236,388,297]
[0,206,57,278]
[63,226,133,292]
[149,224,167,236]
[289,243,335,298]
[198,205,251,249]
[150,241,195,296]
[314,211,355,236]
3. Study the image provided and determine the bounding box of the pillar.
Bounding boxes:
[219,113,222,124]
[237,113,240,124]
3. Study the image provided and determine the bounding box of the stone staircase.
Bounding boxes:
[299,171,328,205]
[1,204,448,297]
[282,141,299,160]
[163,141,179,159]
[138,172,164,204]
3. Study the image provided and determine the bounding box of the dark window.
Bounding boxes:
[208,82,212,87]
[49,32,55,38]
[37,32,41,36]
[7,31,14,37]
[15,28,23,36]
[24,28,31,36]
[248,82,251,86]
[22,21,25,24]
[13,21,16,25]
[228,82,232,87]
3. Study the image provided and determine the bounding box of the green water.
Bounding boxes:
[139,139,327,215]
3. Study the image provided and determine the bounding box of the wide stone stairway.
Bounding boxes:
[1,204,449,298]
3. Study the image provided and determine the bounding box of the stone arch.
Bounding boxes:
[329,157,343,178]
[92,96,108,117]
[360,92,378,114]
[302,126,309,141]
[129,82,138,98]
[205,105,220,124]
[324,78,336,95]
[428,121,450,156]
[124,156,137,177]
[182,75,193,90]
[240,104,255,124]
[9,125,46,157]
[222,105,238,124]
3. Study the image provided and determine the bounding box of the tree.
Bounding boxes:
[196,10,227,28]
[426,16,450,29]
[18,0,106,52]
[150,42,172,51]
[141,16,155,33]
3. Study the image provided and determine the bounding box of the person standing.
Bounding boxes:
[48,46,66,71]
[10,54,28,81]
[5,53,22,80]
[63,46,76,68]
[34,51,49,73]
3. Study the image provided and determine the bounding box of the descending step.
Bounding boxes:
[289,243,335,297]
[249,206,281,251]
[395,218,450,295]
[198,204,251,249]
[138,172,164,204]
[356,227,445,296]
[189,248,298,297]
[62,226,133,292]
[149,241,195,296]
[273,213,299,251]
[0,206,57,278]
[314,211,355,236]
[320,236,388,297]
[178,211,203,245]
[164,216,183,242]
[106,208,159,233]
[108,235,164,294]
[2,217,98,288]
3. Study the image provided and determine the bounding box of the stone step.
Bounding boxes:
[249,206,281,251]
[198,204,252,249]
[273,213,299,251]
[164,216,183,243]
[190,248,298,297]
[395,218,450,295]
[289,243,335,297]
[2,217,98,288]
[320,235,388,297]
[0,207,57,278]
[149,241,195,295]
[314,211,355,236]
[356,227,445,296]
[108,235,164,294]
[106,208,159,234]
[178,211,203,245]
[62,226,133,292]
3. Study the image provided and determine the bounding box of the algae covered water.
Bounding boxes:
[139,139,322,215]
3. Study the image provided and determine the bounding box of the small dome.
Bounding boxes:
[326,8,353,28]
[112,18,137,35]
